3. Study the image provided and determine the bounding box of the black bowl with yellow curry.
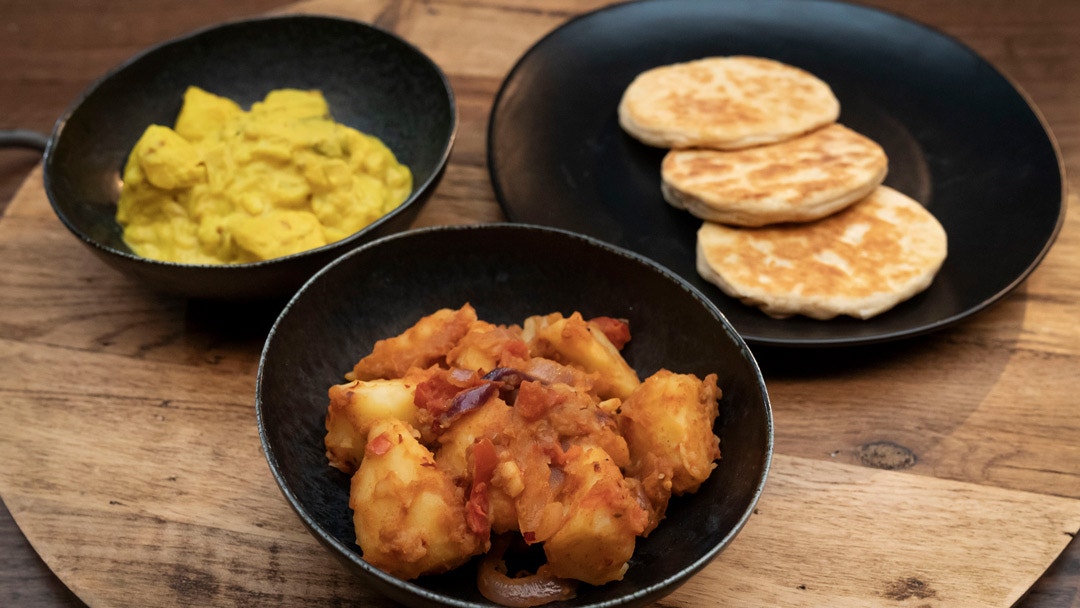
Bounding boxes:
[43,14,455,300]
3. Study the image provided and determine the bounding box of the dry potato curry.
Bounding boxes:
[324,304,722,606]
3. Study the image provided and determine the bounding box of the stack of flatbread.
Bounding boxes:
[618,56,947,320]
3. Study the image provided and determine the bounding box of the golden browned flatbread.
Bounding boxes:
[696,186,947,320]
[618,56,840,149]
[661,123,888,226]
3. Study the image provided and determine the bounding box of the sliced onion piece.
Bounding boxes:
[438,382,498,429]
[477,535,577,607]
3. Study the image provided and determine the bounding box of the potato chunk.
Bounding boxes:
[447,320,532,375]
[543,446,649,585]
[620,370,722,496]
[435,394,513,483]
[350,304,478,381]
[351,419,488,579]
[523,312,640,400]
[325,377,419,474]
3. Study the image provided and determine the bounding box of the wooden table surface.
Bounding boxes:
[2,1,1079,606]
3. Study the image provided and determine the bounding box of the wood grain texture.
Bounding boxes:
[1,315,1076,607]
[2,0,1080,607]
[685,455,1080,607]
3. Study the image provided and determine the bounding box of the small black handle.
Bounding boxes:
[0,130,49,152]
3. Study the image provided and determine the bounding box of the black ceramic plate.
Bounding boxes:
[488,0,1065,347]
[257,224,772,607]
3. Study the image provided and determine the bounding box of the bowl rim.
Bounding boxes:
[42,13,458,271]
[255,222,774,607]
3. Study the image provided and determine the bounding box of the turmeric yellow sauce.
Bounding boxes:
[115,86,412,264]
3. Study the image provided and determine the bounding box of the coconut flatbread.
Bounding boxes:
[618,56,840,149]
[661,123,888,226]
[695,186,947,320]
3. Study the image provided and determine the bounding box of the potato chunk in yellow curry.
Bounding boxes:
[115,86,412,264]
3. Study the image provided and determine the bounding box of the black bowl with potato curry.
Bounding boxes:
[257,224,773,608]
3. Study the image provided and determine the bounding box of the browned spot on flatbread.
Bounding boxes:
[676,155,735,175]
[749,161,798,181]
[663,91,763,129]
[685,64,716,84]
[717,195,907,299]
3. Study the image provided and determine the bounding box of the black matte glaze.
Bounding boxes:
[43,15,456,301]
[488,0,1065,347]
[256,224,773,608]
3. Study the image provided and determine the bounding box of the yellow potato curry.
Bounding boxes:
[115,86,412,264]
